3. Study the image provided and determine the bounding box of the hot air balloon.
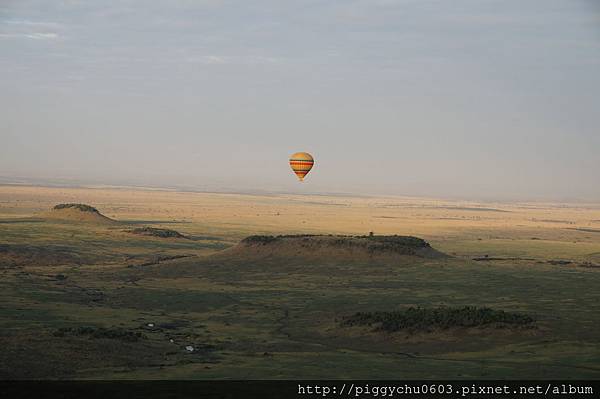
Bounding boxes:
[289,152,314,181]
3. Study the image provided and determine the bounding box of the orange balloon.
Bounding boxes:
[289,152,314,181]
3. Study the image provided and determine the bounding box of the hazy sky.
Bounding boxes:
[1,1,599,200]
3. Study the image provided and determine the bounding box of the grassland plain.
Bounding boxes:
[0,185,599,379]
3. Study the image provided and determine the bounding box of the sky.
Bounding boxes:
[1,0,599,201]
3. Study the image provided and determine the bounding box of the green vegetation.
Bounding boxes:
[342,307,534,333]
[53,203,99,213]
[241,235,280,244]
[242,234,429,248]
[343,235,431,253]
[130,227,188,239]
[1,210,599,379]
[53,326,146,342]
[361,234,429,246]
[244,234,430,247]
[240,234,437,257]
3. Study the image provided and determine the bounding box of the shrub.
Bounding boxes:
[241,235,280,244]
[53,203,99,213]
[53,326,146,342]
[130,227,187,239]
[342,306,534,333]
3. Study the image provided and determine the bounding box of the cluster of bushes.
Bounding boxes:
[130,227,187,239]
[239,234,439,256]
[241,234,429,247]
[53,326,146,342]
[362,236,430,255]
[53,203,99,213]
[277,234,321,238]
[342,306,534,333]
[241,235,280,244]
[360,235,429,247]
[328,235,432,255]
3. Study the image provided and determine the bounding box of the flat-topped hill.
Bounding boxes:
[220,234,447,261]
[41,203,117,224]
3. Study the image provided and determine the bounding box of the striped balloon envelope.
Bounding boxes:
[289,152,314,181]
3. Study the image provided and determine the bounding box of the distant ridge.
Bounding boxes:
[218,234,448,262]
[41,203,117,224]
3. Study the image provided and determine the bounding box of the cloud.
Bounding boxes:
[0,19,62,40]
[186,55,281,65]
[202,55,227,65]
[0,32,59,40]
[3,20,63,29]
[27,32,59,39]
